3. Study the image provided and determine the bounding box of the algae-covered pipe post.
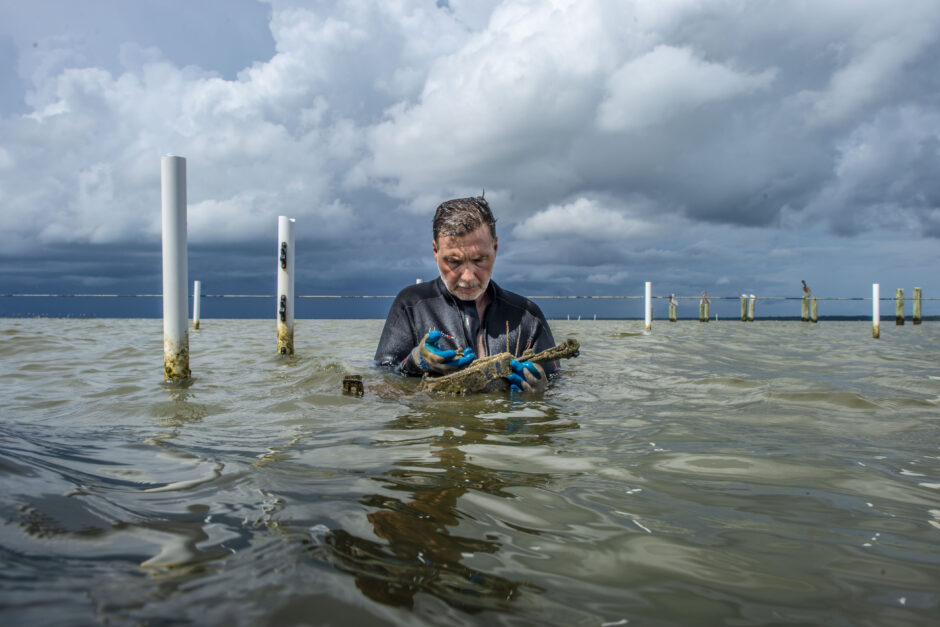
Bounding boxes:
[699,291,710,322]
[811,296,818,323]
[161,155,191,380]
[193,280,201,330]
[644,281,652,332]
[872,283,880,339]
[913,287,922,325]
[668,294,677,322]
[740,295,747,322]
[801,296,810,322]
[276,215,296,355]
[895,288,904,325]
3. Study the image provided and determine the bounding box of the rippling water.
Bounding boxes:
[1,318,938,625]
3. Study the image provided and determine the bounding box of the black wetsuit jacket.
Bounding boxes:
[374,277,557,377]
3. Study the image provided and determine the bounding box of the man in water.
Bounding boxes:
[374,196,556,392]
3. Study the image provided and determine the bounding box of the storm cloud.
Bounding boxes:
[1,0,937,315]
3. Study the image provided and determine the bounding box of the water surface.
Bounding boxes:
[1,319,938,625]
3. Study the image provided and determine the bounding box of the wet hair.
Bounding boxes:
[432,196,497,242]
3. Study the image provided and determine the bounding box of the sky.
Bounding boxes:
[0,0,938,319]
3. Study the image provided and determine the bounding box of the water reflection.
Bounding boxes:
[153,388,209,427]
[308,400,578,612]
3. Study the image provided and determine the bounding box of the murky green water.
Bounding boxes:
[1,319,938,625]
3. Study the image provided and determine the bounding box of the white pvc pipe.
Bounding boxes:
[644,281,652,332]
[193,280,201,330]
[872,283,880,339]
[161,155,190,379]
[276,216,296,354]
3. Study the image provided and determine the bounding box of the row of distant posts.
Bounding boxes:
[161,155,296,382]
[661,289,758,325]
[669,293,758,322]
[647,281,923,338]
[872,286,924,338]
[797,289,919,329]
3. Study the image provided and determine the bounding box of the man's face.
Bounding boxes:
[433,224,498,302]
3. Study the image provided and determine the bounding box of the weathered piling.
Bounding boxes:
[644,281,652,332]
[872,283,880,339]
[276,216,296,355]
[748,294,756,321]
[161,155,190,380]
[895,288,904,325]
[668,294,677,322]
[801,296,810,322]
[740,295,747,322]
[811,297,818,323]
[192,280,201,330]
[699,302,706,322]
[913,287,922,325]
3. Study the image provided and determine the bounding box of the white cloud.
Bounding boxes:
[367,0,631,202]
[512,197,654,241]
[596,45,776,132]
[0,3,430,251]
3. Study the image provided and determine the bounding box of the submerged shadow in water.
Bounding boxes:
[304,399,578,612]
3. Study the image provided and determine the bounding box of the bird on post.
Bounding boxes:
[802,280,811,297]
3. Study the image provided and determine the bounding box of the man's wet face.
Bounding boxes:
[433,224,497,302]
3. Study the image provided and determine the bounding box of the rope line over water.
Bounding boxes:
[3,293,937,301]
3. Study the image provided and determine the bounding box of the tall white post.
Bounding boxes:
[192,280,201,330]
[644,281,652,332]
[872,283,880,339]
[276,216,296,355]
[161,155,190,380]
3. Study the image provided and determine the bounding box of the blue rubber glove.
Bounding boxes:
[411,330,476,374]
[507,359,547,393]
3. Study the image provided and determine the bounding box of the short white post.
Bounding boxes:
[276,216,296,355]
[192,280,201,330]
[416,278,422,284]
[644,281,652,332]
[748,294,756,321]
[872,283,880,339]
[895,288,904,325]
[161,155,190,380]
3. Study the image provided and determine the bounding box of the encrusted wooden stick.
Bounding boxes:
[418,338,580,395]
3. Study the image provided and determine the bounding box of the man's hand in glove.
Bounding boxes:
[507,359,548,393]
[410,330,476,374]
